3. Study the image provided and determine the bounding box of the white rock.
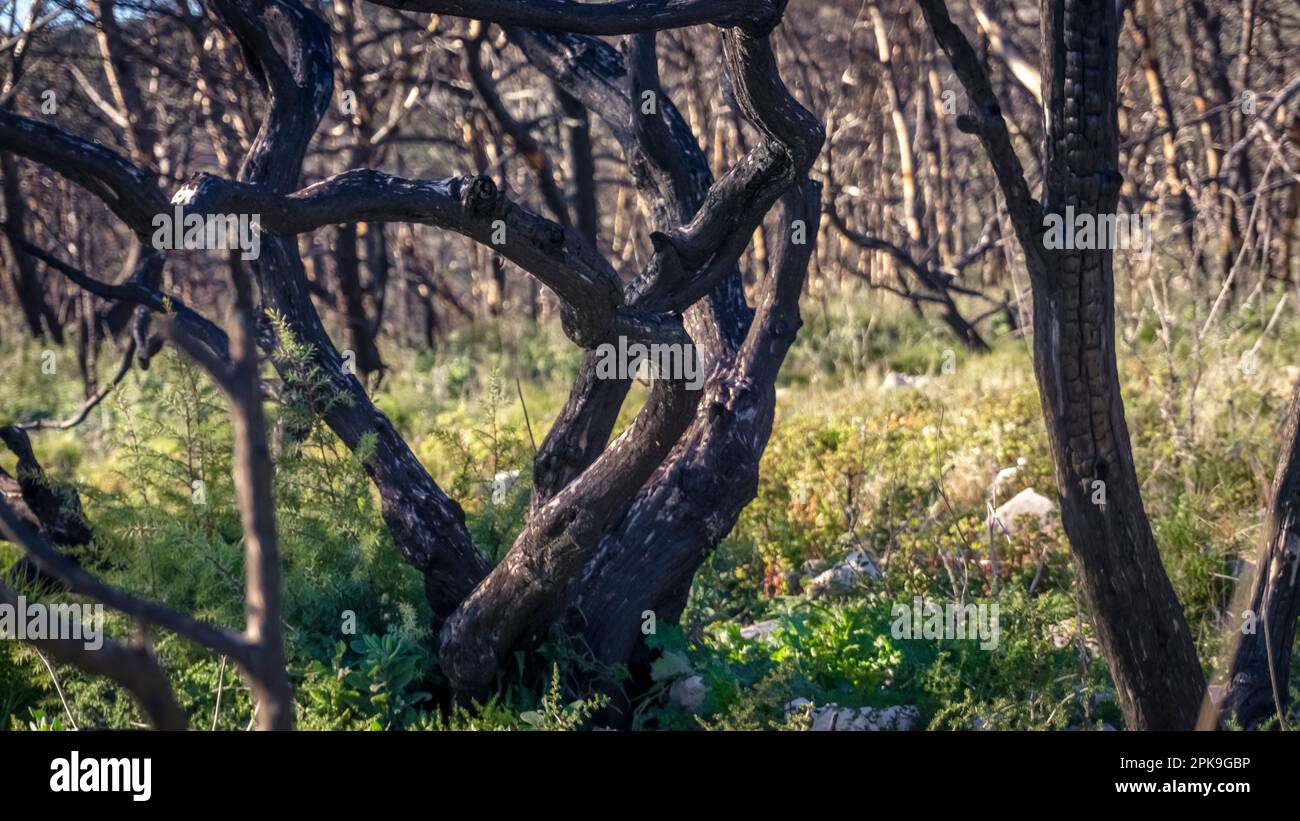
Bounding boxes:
[809,706,840,731]
[491,469,521,504]
[1048,618,1102,655]
[804,551,881,599]
[843,550,881,577]
[989,457,1028,499]
[786,699,920,731]
[880,371,930,391]
[739,619,780,641]
[669,675,707,712]
[989,487,1057,533]
[799,558,828,576]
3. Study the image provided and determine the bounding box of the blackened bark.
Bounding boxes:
[364,221,390,336]
[0,426,92,549]
[553,30,824,686]
[529,355,630,514]
[465,28,572,228]
[570,181,822,689]
[209,0,491,616]
[0,0,63,343]
[918,0,1206,729]
[3,0,827,706]
[557,85,598,245]
[1,154,60,342]
[1033,0,1205,730]
[515,28,737,514]
[1219,380,1300,728]
[439,19,822,693]
[440,373,699,694]
[334,222,385,377]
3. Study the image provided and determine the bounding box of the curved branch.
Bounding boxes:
[214,0,493,617]
[174,168,626,345]
[464,25,572,226]
[19,337,139,431]
[21,242,231,361]
[0,579,188,730]
[0,499,256,666]
[0,109,165,234]
[366,0,782,35]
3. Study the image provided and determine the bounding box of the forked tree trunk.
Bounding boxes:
[0,0,825,715]
[567,182,821,702]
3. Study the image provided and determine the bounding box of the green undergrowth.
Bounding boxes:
[0,298,1297,730]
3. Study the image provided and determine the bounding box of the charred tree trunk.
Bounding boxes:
[1,155,59,342]
[919,0,1206,729]
[568,182,820,700]
[437,20,823,695]
[558,86,599,246]
[333,221,385,378]
[1034,0,1204,729]
[1,0,825,714]
[1218,380,1300,728]
[205,0,491,618]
